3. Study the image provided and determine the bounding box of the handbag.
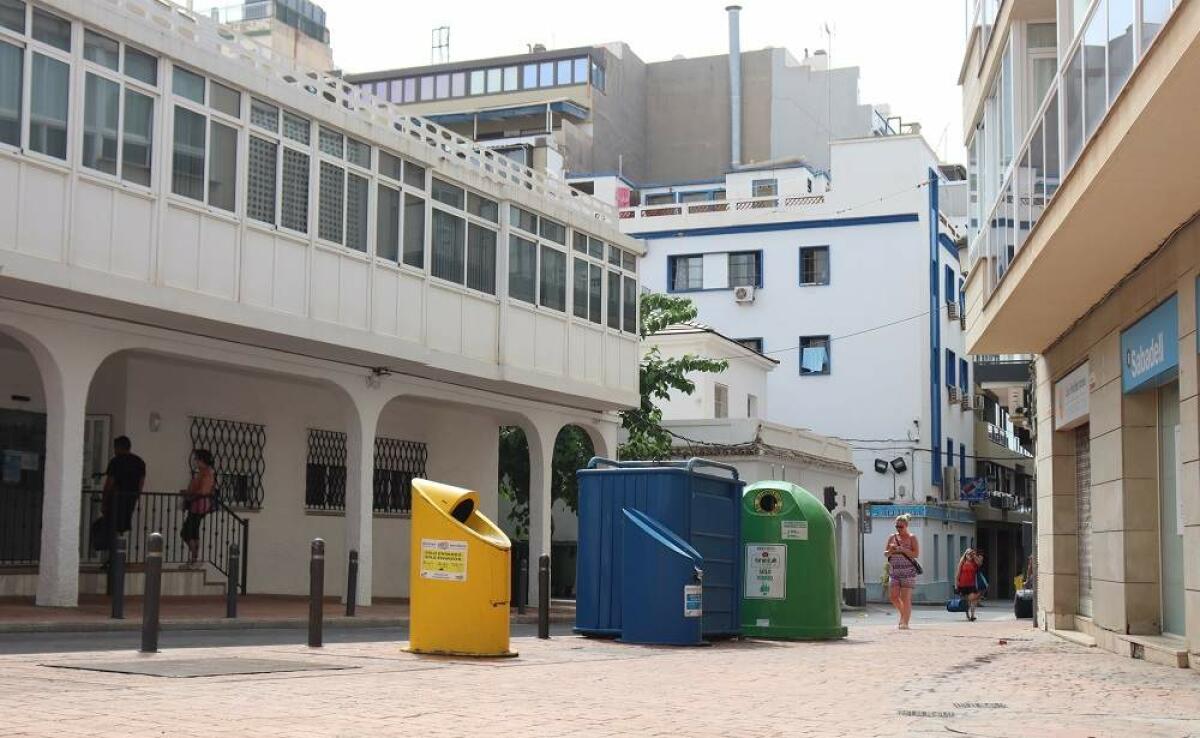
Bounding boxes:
[976,571,989,593]
[946,595,968,613]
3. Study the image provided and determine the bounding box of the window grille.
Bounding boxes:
[189,416,267,508]
[305,428,346,511]
[304,430,427,515]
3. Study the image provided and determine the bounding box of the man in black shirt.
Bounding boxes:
[103,436,146,536]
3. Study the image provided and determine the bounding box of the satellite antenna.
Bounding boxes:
[432,26,450,64]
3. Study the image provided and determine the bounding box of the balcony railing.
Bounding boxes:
[967,0,1180,302]
[986,422,1033,458]
[619,194,825,221]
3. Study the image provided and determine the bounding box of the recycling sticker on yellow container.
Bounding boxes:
[420,539,468,582]
[745,544,786,600]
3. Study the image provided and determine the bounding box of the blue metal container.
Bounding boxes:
[619,508,704,645]
[575,458,744,639]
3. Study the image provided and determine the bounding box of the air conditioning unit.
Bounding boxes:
[733,285,756,303]
[947,386,959,403]
[946,301,959,320]
[960,394,972,411]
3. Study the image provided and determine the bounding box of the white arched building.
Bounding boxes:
[0,0,641,607]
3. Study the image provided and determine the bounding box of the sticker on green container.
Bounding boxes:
[781,520,808,540]
[683,584,703,617]
[744,544,786,599]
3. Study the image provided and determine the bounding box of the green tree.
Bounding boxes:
[618,293,728,460]
[497,425,595,540]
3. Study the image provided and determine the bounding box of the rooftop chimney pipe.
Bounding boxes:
[727,5,742,168]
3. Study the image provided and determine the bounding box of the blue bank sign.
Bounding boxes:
[1121,295,1179,394]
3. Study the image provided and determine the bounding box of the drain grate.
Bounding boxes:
[898,710,956,719]
[43,657,356,678]
[954,702,1008,709]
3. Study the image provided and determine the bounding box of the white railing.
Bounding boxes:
[146,0,616,225]
[986,423,1033,458]
[619,194,825,221]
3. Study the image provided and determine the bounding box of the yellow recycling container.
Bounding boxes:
[407,478,515,657]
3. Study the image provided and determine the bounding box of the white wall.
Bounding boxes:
[635,136,973,503]
[649,332,771,422]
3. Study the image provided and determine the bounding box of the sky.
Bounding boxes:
[316,0,970,164]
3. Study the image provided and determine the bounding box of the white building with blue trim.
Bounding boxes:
[583,134,978,603]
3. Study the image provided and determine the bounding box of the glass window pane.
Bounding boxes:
[208,83,241,118]
[573,57,589,84]
[389,79,401,102]
[0,41,22,147]
[318,161,345,243]
[346,172,369,252]
[404,160,425,189]
[1142,0,1171,53]
[171,106,206,199]
[588,237,604,259]
[403,77,416,103]
[82,73,120,175]
[31,8,70,51]
[573,232,588,253]
[508,235,536,303]
[539,246,566,311]
[347,138,371,168]
[573,258,589,319]
[208,121,237,212]
[283,111,310,144]
[431,209,465,284]
[319,126,343,157]
[511,205,537,234]
[376,184,400,261]
[0,0,24,34]
[538,62,554,88]
[503,66,518,91]
[173,66,205,104]
[84,30,120,71]
[486,67,502,93]
[432,178,465,209]
[622,251,637,272]
[403,194,425,268]
[589,264,602,324]
[419,75,433,100]
[379,150,403,181]
[607,270,620,329]
[247,135,278,225]
[557,59,572,85]
[469,69,485,95]
[435,73,449,99]
[280,148,310,233]
[1083,4,1107,139]
[623,276,636,333]
[466,224,497,294]
[30,53,68,159]
[539,217,566,244]
[468,192,498,222]
[451,71,465,97]
[250,99,279,133]
[608,245,622,266]
[522,64,537,89]
[1063,47,1084,168]
[1109,0,1134,102]
[1044,92,1060,200]
[800,336,831,375]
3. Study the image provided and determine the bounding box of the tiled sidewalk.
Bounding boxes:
[0,617,1196,737]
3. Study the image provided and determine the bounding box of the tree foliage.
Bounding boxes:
[618,293,728,460]
[498,425,594,540]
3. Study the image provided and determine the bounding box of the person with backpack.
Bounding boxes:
[180,449,215,566]
[955,549,984,621]
[885,514,921,630]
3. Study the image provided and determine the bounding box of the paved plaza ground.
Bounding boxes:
[0,608,1197,737]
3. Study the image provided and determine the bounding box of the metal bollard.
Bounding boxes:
[517,553,528,615]
[226,543,240,619]
[141,533,163,653]
[308,538,325,648]
[110,536,126,620]
[537,554,550,639]
[345,549,358,617]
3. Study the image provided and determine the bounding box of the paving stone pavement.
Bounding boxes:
[0,616,1197,737]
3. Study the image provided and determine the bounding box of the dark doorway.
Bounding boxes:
[0,408,47,565]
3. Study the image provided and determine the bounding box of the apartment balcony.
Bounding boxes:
[973,354,1032,385]
[618,194,828,232]
[965,0,1198,354]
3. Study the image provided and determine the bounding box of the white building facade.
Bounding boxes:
[0,0,642,607]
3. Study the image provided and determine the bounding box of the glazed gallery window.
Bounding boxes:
[0,6,73,159]
[80,29,158,186]
[316,127,371,251]
[430,178,498,293]
[171,66,239,212]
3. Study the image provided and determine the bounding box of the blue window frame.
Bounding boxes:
[959,357,969,393]
[947,438,954,471]
[959,443,967,483]
[799,245,830,286]
[946,349,957,387]
[944,264,955,303]
[728,250,762,288]
[668,254,703,291]
[800,335,831,375]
